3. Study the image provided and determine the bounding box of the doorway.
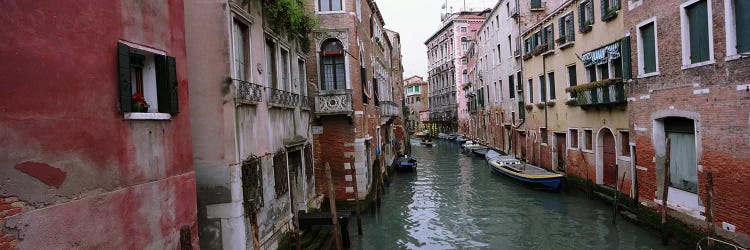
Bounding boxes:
[601,129,617,186]
[288,150,304,214]
[555,133,567,172]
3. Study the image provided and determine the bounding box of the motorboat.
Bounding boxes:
[395,155,417,172]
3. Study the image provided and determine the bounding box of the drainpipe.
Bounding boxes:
[513,0,526,158]
[542,40,549,168]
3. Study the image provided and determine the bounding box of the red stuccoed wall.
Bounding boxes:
[0,0,197,248]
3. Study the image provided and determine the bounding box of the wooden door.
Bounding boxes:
[288,150,304,214]
[555,133,566,172]
[602,130,617,186]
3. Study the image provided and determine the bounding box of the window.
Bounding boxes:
[601,0,621,21]
[597,63,610,79]
[461,26,467,33]
[619,131,630,156]
[545,25,554,50]
[319,0,342,12]
[265,38,278,89]
[531,0,542,9]
[355,0,361,20]
[508,35,513,55]
[462,58,467,65]
[320,39,346,90]
[497,44,502,63]
[540,128,548,144]
[273,150,289,197]
[664,117,697,193]
[524,38,532,53]
[280,48,291,91]
[508,75,515,98]
[528,79,534,103]
[567,65,578,98]
[584,129,593,150]
[727,0,750,56]
[298,59,307,96]
[569,129,579,148]
[117,42,178,114]
[638,20,658,75]
[539,75,546,102]
[547,72,556,100]
[461,37,468,51]
[462,70,468,84]
[497,80,503,102]
[681,0,713,66]
[586,65,596,82]
[559,13,575,43]
[579,0,594,31]
[232,20,249,81]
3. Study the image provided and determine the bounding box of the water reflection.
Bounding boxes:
[351,140,674,250]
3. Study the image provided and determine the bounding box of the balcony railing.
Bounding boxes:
[300,95,311,110]
[315,89,353,116]
[381,101,399,117]
[574,81,627,106]
[268,87,300,108]
[235,79,263,105]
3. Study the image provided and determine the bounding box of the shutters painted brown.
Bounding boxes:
[641,23,656,73]
[736,0,750,53]
[688,0,710,63]
[117,42,132,113]
[622,36,632,80]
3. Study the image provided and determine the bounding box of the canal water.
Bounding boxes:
[350,140,675,250]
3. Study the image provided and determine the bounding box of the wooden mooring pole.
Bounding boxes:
[324,163,343,250]
[349,156,363,235]
[706,172,715,250]
[661,138,671,245]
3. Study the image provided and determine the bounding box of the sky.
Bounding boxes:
[376,0,497,79]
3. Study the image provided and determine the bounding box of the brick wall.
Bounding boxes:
[0,197,25,250]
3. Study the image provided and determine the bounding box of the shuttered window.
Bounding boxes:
[509,75,516,99]
[567,65,577,98]
[528,79,534,103]
[736,0,750,53]
[548,72,556,100]
[540,75,547,102]
[531,0,542,9]
[687,0,710,63]
[622,36,632,79]
[117,42,178,114]
[640,23,657,73]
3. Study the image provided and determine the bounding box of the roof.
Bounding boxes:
[424,10,490,45]
[366,0,386,26]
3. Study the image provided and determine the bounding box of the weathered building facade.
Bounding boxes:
[0,1,197,248]
[623,0,750,246]
[404,76,429,133]
[305,0,404,203]
[426,11,487,134]
[186,0,318,249]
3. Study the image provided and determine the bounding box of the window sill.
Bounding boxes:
[567,147,579,151]
[558,41,574,49]
[637,71,660,78]
[681,60,715,70]
[540,50,554,57]
[725,54,744,62]
[316,10,346,15]
[581,148,594,153]
[124,112,172,120]
[618,156,631,161]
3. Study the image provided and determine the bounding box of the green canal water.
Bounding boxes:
[349,140,675,250]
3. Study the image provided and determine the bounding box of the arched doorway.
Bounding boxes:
[600,129,617,186]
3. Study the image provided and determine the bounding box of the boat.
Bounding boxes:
[395,155,417,172]
[456,136,468,144]
[420,138,434,147]
[472,148,489,156]
[485,150,565,190]
[438,133,448,139]
[446,134,458,140]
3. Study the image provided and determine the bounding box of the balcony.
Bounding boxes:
[380,101,399,118]
[555,35,575,49]
[513,49,521,58]
[568,79,627,107]
[234,79,263,105]
[315,89,353,116]
[300,95,311,110]
[268,87,300,108]
[510,7,519,18]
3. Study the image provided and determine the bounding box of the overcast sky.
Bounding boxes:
[377,0,496,79]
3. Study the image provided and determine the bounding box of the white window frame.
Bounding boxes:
[724,0,743,61]
[636,17,661,78]
[680,0,715,69]
[316,0,346,14]
[568,128,580,150]
[582,128,594,153]
[279,46,292,92]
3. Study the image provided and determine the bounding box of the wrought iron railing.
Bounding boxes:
[234,79,263,104]
[315,89,352,115]
[300,95,311,110]
[268,87,300,108]
[380,101,399,117]
[575,82,627,106]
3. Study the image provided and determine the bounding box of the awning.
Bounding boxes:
[582,42,620,67]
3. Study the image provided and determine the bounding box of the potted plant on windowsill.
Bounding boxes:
[535,103,546,109]
[132,93,150,112]
[602,7,618,21]
[580,21,593,33]
[525,104,534,111]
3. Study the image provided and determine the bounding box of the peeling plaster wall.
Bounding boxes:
[0,0,198,248]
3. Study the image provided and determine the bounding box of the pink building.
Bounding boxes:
[0,1,197,248]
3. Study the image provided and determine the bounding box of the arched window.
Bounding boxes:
[320,39,345,90]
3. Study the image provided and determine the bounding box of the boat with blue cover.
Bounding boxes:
[395,155,417,172]
[485,150,564,190]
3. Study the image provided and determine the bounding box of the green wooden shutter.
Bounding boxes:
[117,42,132,113]
[509,75,515,98]
[641,23,656,73]
[601,0,609,21]
[529,79,534,103]
[540,75,547,102]
[688,0,709,63]
[622,36,632,80]
[568,66,578,98]
[588,1,595,25]
[156,55,179,114]
[531,0,541,9]
[559,17,566,40]
[568,15,576,41]
[548,72,556,100]
[736,0,750,53]
[540,29,547,48]
[579,4,585,29]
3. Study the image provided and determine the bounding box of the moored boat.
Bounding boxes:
[420,139,434,147]
[395,155,417,172]
[485,150,564,190]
